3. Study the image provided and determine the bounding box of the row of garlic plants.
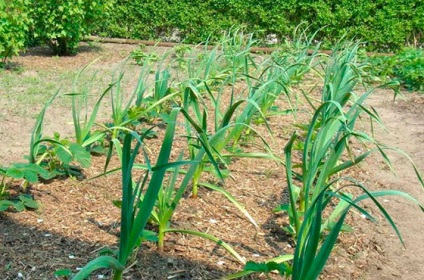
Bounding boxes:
[75,33,422,280]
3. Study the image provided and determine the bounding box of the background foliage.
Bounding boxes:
[30,0,109,55]
[2,0,424,61]
[0,0,31,64]
[365,48,424,92]
[93,0,424,51]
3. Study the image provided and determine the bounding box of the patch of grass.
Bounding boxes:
[0,63,140,118]
[0,69,76,114]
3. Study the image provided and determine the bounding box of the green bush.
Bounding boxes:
[93,0,423,51]
[365,48,424,92]
[92,0,291,43]
[0,0,31,64]
[30,0,110,55]
[286,0,424,51]
[395,49,424,91]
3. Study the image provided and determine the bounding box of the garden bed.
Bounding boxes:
[1,42,423,280]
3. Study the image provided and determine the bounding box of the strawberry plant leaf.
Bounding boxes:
[244,261,287,275]
[57,146,72,166]
[5,168,23,179]
[70,143,91,168]
[19,194,39,209]
[54,268,72,277]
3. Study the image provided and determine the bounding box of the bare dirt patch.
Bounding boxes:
[1,43,423,280]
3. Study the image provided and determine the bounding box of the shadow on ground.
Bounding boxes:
[0,213,239,280]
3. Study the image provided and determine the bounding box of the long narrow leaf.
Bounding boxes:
[72,256,124,280]
[164,228,246,264]
[199,182,258,228]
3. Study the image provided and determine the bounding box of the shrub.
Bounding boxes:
[93,0,423,51]
[281,0,424,51]
[0,0,31,65]
[30,0,110,56]
[365,48,424,92]
[394,48,424,91]
[92,0,291,43]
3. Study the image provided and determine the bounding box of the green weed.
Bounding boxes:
[364,48,424,92]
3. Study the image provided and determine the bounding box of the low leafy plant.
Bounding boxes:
[172,45,192,69]
[364,48,424,92]
[54,268,72,279]
[34,133,91,177]
[223,255,294,280]
[130,45,159,66]
[29,91,91,178]
[0,163,49,212]
[1,163,50,188]
[394,48,424,91]
[0,194,39,212]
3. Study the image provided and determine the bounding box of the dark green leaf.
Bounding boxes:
[70,143,91,168]
[19,194,39,209]
[5,168,24,179]
[57,147,72,165]
[244,261,287,275]
[54,269,72,277]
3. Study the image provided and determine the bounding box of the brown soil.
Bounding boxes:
[1,43,423,280]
